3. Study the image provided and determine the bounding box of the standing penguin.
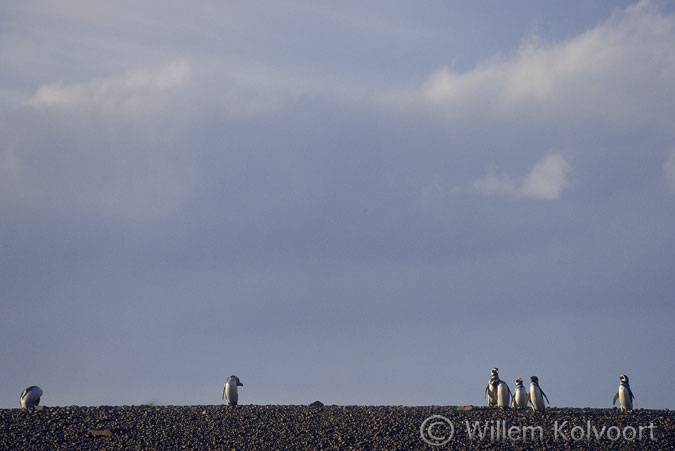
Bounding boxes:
[20,386,43,409]
[484,368,499,407]
[222,375,244,406]
[527,376,549,411]
[496,379,511,408]
[612,374,635,412]
[511,377,527,409]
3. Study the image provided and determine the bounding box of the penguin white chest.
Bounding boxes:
[513,386,527,408]
[225,382,239,404]
[485,370,499,407]
[497,381,510,407]
[530,384,545,411]
[619,385,633,411]
[223,375,243,406]
[486,385,497,406]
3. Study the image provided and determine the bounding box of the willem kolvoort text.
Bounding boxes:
[464,419,657,442]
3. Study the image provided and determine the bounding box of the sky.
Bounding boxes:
[1,0,674,409]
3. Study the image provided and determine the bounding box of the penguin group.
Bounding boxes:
[484,369,637,412]
[485,369,543,410]
[482,370,553,411]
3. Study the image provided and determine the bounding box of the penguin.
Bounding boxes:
[222,375,243,406]
[20,386,43,409]
[526,376,549,411]
[612,374,635,412]
[511,377,527,409]
[497,379,511,408]
[484,368,499,407]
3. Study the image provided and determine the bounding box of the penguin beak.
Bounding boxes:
[238,382,244,386]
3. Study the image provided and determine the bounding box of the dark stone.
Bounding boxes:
[0,405,672,450]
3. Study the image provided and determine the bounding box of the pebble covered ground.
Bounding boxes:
[1,404,673,450]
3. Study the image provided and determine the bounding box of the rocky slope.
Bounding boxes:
[1,404,673,450]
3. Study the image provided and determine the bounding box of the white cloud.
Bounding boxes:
[467,154,572,200]
[24,57,286,117]
[521,154,573,200]
[26,60,191,113]
[467,169,520,198]
[382,0,675,123]
[3,61,200,221]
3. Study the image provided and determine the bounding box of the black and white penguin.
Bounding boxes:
[20,386,43,409]
[484,368,499,407]
[497,379,511,408]
[222,375,244,406]
[511,377,527,408]
[527,376,549,411]
[612,374,635,412]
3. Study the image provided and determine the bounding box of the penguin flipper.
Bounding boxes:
[541,390,549,405]
[526,393,531,406]
[612,392,619,406]
[628,388,635,401]
[222,385,226,400]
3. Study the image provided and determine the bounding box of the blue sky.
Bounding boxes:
[1,0,674,409]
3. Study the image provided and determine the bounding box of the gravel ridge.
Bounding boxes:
[1,404,673,450]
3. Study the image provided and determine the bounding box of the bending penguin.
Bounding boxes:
[484,368,499,407]
[527,376,549,412]
[20,386,43,409]
[511,377,527,409]
[612,374,635,412]
[222,375,244,406]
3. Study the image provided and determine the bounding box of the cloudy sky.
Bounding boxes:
[2,0,674,409]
